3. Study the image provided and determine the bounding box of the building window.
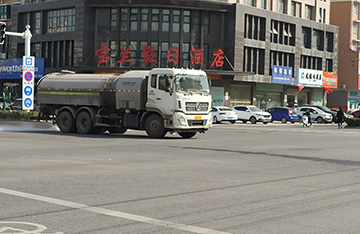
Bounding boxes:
[141,9,149,32]
[326,32,334,52]
[151,9,159,31]
[247,0,255,7]
[279,0,286,14]
[291,1,301,17]
[353,23,358,36]
[326,59,333,72]
[306,5,314,20]
[302,27,311,48]
[0,5,10,20]
[47,8,75,33]
[354,3,359,16]
[312,29,324,50]
[271,20,295,46]
[120,8,128,31]
[130,41,137,66]
[183,11,190,33]
[111,8,117,27]
[162,9,170,32]
[130,9,138,31]
[203,12,210,35]
[161,42,169,67]
[193,11,200,34]
[172,10,180,32]
[109,41,117,67]
[183,43,190,68]
[245,14,266,41]
[260,0,266,9]
[301,55,322,70]
[243,47,265,75]
[31,12,41,34]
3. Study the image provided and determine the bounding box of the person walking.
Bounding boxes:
[336,107,345,129]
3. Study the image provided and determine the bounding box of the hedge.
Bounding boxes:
[0,110,39,120]
[345,118,360,127]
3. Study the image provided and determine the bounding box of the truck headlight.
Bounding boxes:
[174,113,188,127]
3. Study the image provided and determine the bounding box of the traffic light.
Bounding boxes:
[0,22,6,45]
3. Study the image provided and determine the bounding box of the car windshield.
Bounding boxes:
[175,74,210,94]
[219,107,232,111]
[249,106,261,112]
[320,106,331,112]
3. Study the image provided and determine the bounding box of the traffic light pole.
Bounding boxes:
[5,25,32,56]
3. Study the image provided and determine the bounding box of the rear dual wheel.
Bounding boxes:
[57,110,77,133]
[76,111,94,134]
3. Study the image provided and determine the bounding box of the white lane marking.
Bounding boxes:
[0,187,231,234]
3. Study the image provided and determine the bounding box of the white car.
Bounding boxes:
[298,106,333,123]
[232,105,272,124]
[211,106,237,124]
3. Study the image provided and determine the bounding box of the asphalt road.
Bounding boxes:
[1,120,360,234]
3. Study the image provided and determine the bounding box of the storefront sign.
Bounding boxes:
[271,65,292,84]
[349,91,358,104]
[211,87,224,106]
[0,58,44,79]
[297,68,323,87]
[322,72,338,88]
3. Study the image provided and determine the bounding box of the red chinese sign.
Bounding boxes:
[117,46,132,64]
[167,46,179,66]
[211,49,224,68]
[95,44,226,69]
[95,45,110,67]
[190,47,204,66]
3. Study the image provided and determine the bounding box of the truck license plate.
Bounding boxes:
[195,116,202,120]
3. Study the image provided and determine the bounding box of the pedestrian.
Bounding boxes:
[336,107,345,129]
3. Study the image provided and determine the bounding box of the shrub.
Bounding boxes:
[0,110,39,120]
[345,117,360,127]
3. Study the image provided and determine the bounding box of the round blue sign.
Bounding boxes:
[24,98,32,108]
[24,71,33,82]
[24,86,33,96]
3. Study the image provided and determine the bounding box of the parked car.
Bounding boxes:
[267,107,299,123]
[304,105,337,122]
[8,98,38,110]
[298,106,333,123]
[232,105,272,124]
[0,97,12,110]
[351,110,360,118]
[210,106,237,124]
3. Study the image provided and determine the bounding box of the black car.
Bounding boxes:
[304,105,337,122]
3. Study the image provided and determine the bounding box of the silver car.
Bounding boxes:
[298,106,333,123]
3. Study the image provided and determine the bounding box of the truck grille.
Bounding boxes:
[188,120,208,126]
[185,102,209,112]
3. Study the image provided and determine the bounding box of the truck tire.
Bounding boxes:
[57,110,76,133]
[145,114,166,138]
[108,127,127,134]
[178,132,197,139]
[76,111,93,134]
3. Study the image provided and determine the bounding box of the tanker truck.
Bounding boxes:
[37,68,212,138]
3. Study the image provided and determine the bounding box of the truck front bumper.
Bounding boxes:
[172,112,212,130]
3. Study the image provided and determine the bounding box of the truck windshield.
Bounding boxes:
[174,74,210,94]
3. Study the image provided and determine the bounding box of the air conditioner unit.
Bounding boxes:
[339,84,346,89]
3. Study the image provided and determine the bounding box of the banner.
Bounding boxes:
[297,68,323,87]
[0,58,44,79]
[271,65,292,85]
[322,72,338,88]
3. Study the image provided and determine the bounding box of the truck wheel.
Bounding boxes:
[178,132,197,139]
[57,110,76,133]
[145,114,166,138]
[108,127,127,134]
[76,111,93,134]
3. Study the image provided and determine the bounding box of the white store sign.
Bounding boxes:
[297,68,323,87]
[22,56,35,110]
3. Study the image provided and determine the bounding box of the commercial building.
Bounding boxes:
[1,0,338,109]
[330,0,360,110]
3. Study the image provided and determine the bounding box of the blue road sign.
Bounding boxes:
[24,98,32,108]
[24,86,33,96]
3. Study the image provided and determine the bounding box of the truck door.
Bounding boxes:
[147,74,174,116]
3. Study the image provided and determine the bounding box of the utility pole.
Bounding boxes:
[5,25,32,56]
